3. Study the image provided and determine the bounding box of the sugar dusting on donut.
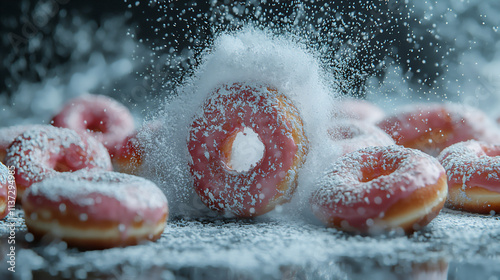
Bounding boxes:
[188,83,308,217]
[22,170,168,249]
[138,27,337,217]
[0,124,46,162]
[51,93,135,156]
[27,170,166,209]
[438,140,500,213]
[311,146,447,234]
[5,126,112,198]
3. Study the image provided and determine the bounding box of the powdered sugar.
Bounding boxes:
[438,140,500,193]
[139,28,336,217]
[27,170,167,209]
[5,126,112,190]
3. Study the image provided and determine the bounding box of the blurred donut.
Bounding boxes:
[377,103,500,156]
[52,94,135,156]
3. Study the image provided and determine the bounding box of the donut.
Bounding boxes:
[188,83,308,217]
[310,146,447,235]
[332,98,385,123]
[329,119,395,156]
[113,121,161,174]
[113,133,143,174]
[438,140,500,214]
[51,94,135,156]
[22,170,168,249]
[5,126,112,199]
[0,124,45,162]
[0,163,15,220]
[377,103,500,156]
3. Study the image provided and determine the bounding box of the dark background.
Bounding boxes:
[0,0,446,99]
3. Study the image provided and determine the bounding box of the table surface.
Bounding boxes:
[0,207,499,280]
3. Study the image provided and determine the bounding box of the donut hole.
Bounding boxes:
[359,164,398,183]
[223,127,265,172]
[83,113,108,133]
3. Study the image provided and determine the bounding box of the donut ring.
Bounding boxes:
[0,125,45,163]
[328,119,395,156]
[438,140,500,214]
[5,126,112,199]
[52,94,135,155]
[188,83,308,217]
[377,103,500,156]
[310,146,447,235]
[22,170,168,249]
[0,163,15,220]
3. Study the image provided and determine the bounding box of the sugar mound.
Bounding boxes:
[139,27,339,217]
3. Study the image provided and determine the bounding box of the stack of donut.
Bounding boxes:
[0,94,169,249]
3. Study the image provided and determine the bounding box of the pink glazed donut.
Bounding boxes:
[438,140,500,214]
[377,103,500,156]
[311,146,447,235]
[0,125,45,163]
[5,126,112,199]
[22,170,169,249]
[52,94,135,156]
[188,83,308,217]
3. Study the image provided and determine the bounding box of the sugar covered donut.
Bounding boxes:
[311,146,447,235]
[438,140,500,214]
[0,125,45,162]
[51,94,135,156]
[5,126,112,199]
[329,119,395,156]
[22,170,168,249]
[188,83,308,217]
[332,98,385,123]
[0,163,14,220]
[377,103,500,156]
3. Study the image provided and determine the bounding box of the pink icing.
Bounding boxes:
[377,103,500,155]
[51,94,135,156]
[311,146,445,229]
[0,125,46,162]
[188,83,307,217]
[5,126,112,192]
[438,140,500,193]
